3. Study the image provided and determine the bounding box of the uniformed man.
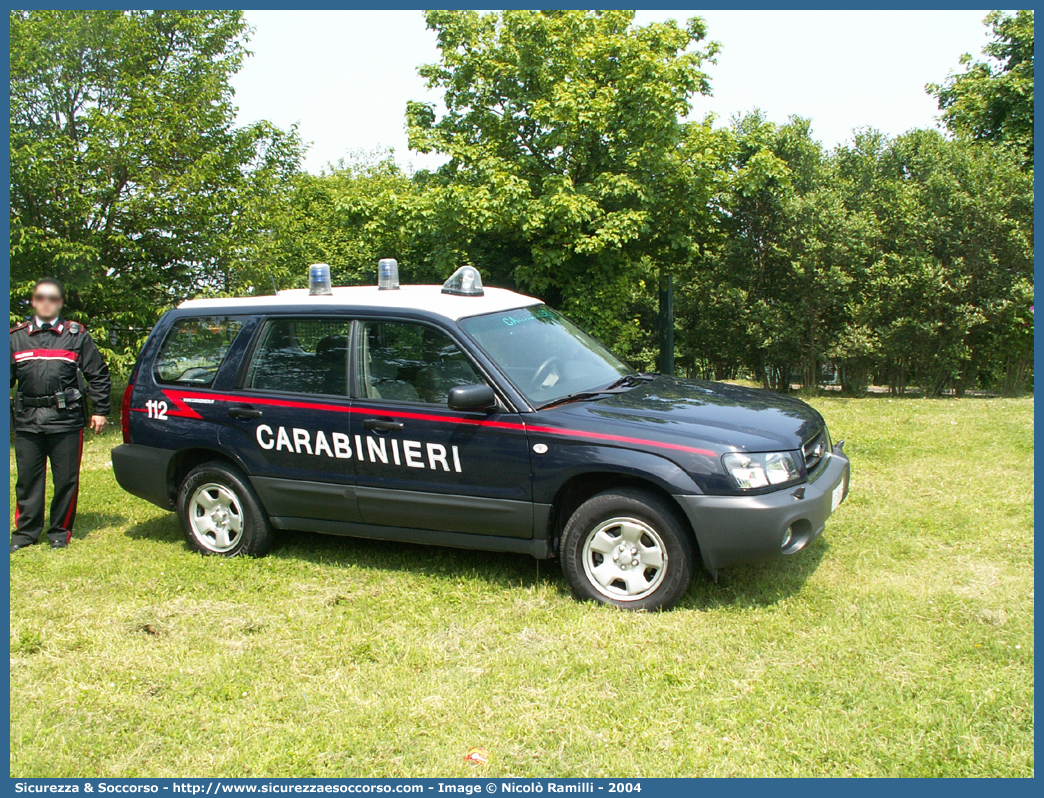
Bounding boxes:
[10,278,111,552]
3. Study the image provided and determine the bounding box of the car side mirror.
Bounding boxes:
[447,384,497,413]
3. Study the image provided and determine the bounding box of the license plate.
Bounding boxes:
[831,480,845,512]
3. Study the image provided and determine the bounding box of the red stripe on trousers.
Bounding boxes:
[62,429,84,542]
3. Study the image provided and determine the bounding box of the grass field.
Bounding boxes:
[9,396,1034,778]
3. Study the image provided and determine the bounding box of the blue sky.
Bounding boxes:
[231,9,999,174]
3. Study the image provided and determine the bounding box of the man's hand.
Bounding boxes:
[89,415,107,434]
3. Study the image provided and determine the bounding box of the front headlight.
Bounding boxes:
[722,451,802,490]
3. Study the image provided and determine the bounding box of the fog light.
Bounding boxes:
[781,526,794,550]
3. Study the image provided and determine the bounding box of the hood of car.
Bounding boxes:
[540,376,825,454]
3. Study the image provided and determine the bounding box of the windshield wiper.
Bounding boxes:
[537,373,646,410]
[603,372,652,390]
[537,391,608,410]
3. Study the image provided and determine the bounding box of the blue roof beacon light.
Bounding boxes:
[308,263,333,296]
[378,258,400,290]
[442,265,484,297]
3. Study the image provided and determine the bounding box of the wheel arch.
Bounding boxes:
[546,471,700,560]
[166,447,251,508]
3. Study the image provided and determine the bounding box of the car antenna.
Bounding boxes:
[270,274,280,296]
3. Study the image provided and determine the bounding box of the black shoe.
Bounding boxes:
[10,542,31,554]
[50,539,68,550]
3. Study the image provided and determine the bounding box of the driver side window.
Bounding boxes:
[357,321,483,404]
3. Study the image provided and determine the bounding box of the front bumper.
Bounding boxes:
[674,443,850,575]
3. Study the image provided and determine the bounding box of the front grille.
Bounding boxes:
[802,428,830,473]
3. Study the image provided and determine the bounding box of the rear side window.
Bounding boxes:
[153,317,244,387]
[245,318,352,397]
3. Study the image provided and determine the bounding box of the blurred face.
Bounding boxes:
[32,285,63,321]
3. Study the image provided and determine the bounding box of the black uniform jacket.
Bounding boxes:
[10,317,112,433]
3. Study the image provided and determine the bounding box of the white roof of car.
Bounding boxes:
[177,284,542,322]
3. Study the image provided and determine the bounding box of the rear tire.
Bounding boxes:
[560,488,695,611]
[177,461,274,557]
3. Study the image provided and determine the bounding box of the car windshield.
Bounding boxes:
[459,305,632,407]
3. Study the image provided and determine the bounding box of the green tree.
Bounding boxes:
[9,10,302,361]
[237,152,446,296]
[677,113,861,391]
[928,10,1034,169]
[405,10,720,352]
[835,129,1033,395]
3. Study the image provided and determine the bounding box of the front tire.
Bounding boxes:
[560,488,695,610]
[177,461,274,557]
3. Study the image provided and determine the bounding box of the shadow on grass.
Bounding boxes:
[123,514,182,544]
[120,511,828,611]
[70,511,127,540]
[679,537,829,611]
[122,517,563,593]
[273,527,561,593]
[273,525,829,611]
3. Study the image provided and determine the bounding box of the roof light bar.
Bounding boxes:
[378,258,400,290]
[442,266,484,297]
[308,263,332,296]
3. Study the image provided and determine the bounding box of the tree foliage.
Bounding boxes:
[10,10,1033,394]
[928,10,1034,169]
[405,10,721,344]
[9,9,302,360]
[675,116,1033,395]
[233,153,434,294]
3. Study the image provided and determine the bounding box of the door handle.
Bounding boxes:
[228,406,263,420]
[363,418,404,432]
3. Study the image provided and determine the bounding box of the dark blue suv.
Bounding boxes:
[112,266,850,610]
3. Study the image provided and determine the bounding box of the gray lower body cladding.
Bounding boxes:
[111,443,175,509]
[674,444,851,575]
[112,442,851,575]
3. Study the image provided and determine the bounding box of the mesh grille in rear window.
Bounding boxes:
[153,317,244,387]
